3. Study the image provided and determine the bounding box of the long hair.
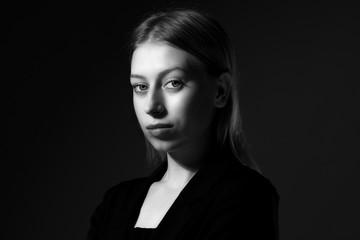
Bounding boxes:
[129,9,260,172]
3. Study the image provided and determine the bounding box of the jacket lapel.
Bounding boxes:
[149,151,232,240]
[115,162,168,239]
[114,150,235,240]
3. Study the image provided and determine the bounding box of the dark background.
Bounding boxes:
[4,1,360,239]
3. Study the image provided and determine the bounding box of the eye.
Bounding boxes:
[163,79,184,89]
[132,83,148,94]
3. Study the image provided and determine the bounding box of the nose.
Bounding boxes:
[144,88,165,117]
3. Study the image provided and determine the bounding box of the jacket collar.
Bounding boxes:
[121,149,238,239]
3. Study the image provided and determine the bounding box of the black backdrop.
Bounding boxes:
[4,1,360,239]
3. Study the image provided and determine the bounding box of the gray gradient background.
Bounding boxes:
[4,1,360,239]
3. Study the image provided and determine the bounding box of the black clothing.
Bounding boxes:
[128,228,155,240]
[87,151,279,239]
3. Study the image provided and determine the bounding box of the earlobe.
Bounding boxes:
[214,72,231,108]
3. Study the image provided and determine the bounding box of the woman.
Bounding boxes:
[87,9,279,240]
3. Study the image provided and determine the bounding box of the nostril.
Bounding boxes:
[146,104,164,115]
[144,101,166,118]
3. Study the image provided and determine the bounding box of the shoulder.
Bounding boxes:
[103,177,148,199]
[197,160,279,239]
[91,177,148,221]
[98,177,148,208]
[208,159,279,223]
[87,177,150,239]
[218,159,279,202]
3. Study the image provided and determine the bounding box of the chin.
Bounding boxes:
[148,138,182,154]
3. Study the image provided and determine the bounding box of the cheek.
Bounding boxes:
[171,87,215,129]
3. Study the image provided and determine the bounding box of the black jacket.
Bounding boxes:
[87,153,279,240]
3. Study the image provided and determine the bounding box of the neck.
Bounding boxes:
[160,134,218,189]
[159,158,197,189]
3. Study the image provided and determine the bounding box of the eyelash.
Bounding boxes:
[132,79,184,94]
[132,83,148,93]
[164,79,184,89]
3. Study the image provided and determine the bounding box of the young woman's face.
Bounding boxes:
[130,42,217,154]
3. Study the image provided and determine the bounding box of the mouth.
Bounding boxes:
[146,123,174,139]
[146,123,173,130]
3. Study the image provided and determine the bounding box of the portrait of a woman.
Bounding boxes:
[87,9,279,240]
[5,1,359,239]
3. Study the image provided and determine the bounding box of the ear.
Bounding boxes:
[214,72,231,108]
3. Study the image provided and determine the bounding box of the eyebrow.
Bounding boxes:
[130,67,186,80]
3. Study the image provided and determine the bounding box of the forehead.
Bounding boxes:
[131,42,205,76]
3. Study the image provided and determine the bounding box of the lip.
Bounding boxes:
[146,123,174,139]
[146,123,173,130]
